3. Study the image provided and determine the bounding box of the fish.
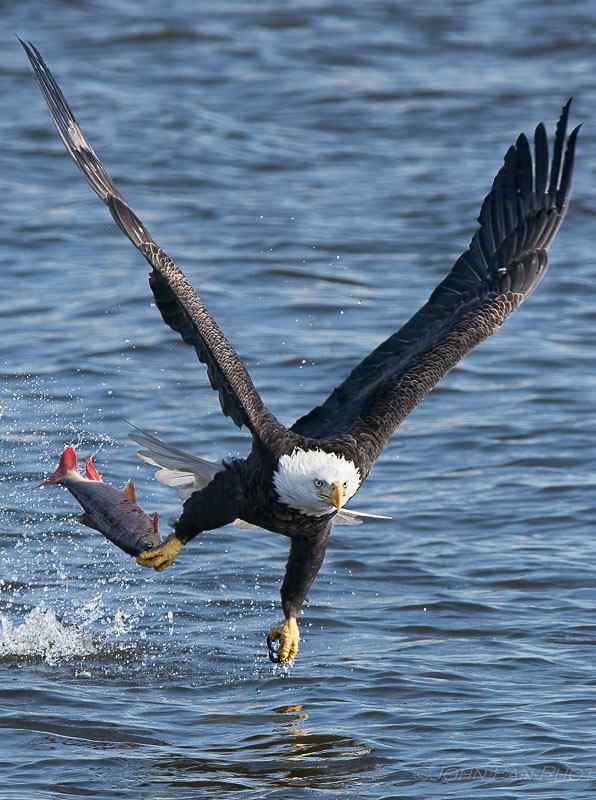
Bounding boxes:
[44,447,161,556]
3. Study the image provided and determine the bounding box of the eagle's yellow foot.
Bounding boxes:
[136,535,183,572]
[267,617,299,665]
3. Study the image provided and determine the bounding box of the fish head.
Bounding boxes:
[44,446,80,485]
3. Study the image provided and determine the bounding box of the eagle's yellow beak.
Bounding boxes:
[330,482,344,512]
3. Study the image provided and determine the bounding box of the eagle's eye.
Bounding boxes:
[313,479,324,489]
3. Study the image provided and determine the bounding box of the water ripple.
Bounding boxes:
[2,1,596,798]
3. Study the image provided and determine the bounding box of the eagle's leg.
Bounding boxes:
[137,470,241,571]
[267,617,300,664]
[136,534,183,571]
[268,527,330,665]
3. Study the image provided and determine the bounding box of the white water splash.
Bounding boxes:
[73,592,147,639]
[0,607,95,663]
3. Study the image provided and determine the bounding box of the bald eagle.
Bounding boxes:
[22,40,579,665]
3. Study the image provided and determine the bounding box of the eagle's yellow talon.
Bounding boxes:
[136,535,183,571]
[268,617,299,665]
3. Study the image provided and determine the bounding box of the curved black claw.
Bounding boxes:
[267,633,280,663]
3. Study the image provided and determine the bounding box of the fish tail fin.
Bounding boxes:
[84,456,103,482]
[44,446,78,484]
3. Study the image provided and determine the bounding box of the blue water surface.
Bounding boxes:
[1,2,596,798]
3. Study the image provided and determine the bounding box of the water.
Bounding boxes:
[1,1,596,797]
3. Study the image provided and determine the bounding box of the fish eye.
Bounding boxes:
[314,479,324,488]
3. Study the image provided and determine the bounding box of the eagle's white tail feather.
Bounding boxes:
[128,424,220,473]
[232,519,260,530]
[334,508,392,525]
[151,466,197,490]
[128,425,221,494]
[234,510,390,529]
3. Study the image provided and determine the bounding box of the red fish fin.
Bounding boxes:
[122,480,136,503]
[150,512,159,534]
[45,446,78,484]
[79,513,100,532]
[85,457,103,482]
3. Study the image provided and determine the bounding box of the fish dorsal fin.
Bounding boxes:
[122,479,136,503]
[150,512,158,534]
[85,457,103,482]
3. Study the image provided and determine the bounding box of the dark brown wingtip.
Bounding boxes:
[548,99,572,197]
[557,122,581,209]
[19,39,41,72]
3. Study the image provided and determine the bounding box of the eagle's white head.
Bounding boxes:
[273,448,361,517]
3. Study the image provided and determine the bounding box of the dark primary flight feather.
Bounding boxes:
[292,103,579,470]
[20,39,285,450]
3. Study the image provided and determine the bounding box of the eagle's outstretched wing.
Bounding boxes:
[22,40,286,449]
[292,103,580,470]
